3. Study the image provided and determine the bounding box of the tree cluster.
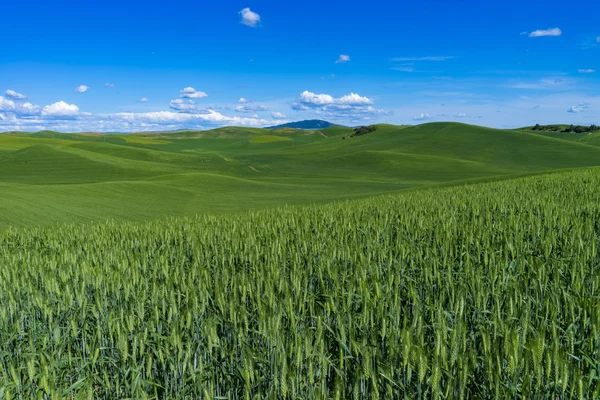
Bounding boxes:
[351,125,378,137]
[532,124,599,134]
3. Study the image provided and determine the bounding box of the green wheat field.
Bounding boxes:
[1,123,600,398]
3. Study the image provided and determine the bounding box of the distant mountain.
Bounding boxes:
[266,120,342,130]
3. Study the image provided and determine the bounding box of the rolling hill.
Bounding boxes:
[2,122,600,228]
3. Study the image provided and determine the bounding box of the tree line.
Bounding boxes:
[532,124,599,133]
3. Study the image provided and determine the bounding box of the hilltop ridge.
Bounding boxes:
[266,119,341,130]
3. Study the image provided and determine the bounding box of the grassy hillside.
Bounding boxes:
[2,122,600,228]
[2,167,599,398]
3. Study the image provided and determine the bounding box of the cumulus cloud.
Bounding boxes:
[294,91,373,108]
[0,108,283,132]
[0,95,288,132]
[529,28,562,38]
[138,97,148,103]
[169,99,198,112]
[5,90,27,100]
[0,96,40,116]
[180,87,208,99]
[104,83,115,88]
[233,98,268,113]
[567,103,591,113]
[240,8,260,27]
[335,54,351,64]
[578,69,595,73]
[292,91,389,119]
[75,85,89,93]
[42,101,80,118]
[271,112,286,119]
[413,113,432,121]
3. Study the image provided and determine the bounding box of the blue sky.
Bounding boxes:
[1,0,599,131]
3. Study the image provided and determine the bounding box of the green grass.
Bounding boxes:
[2,122,600,228]
[249,134,293,144]
[2,122,600,398]
[1,167,600,398]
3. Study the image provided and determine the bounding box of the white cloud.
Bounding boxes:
[5,90,27,100]
[0,97,289,132]
[0,96,40,116]
[335,54,350,64]
[294,91,373,108]
[292,91,389,119]
[112,110,273,127]
[240,8,260,27]
[529,28,562,38]
[138,97,148,103]
[413,113,432,121]
[392,66,415,72]
[169,99,198,112]
[104,83,115,88]
[75,85,89,93]
[391,56,454,61]
[42,101,80,118]
[578,69,595,74]
[296,91,335,106]
[238,97,248,103]
[180,87,208,99]
[567,103,591,113]
[597,36,600,43]
[271,112,286,119]
[455,113,468,118]
[235,104,268,113]
[507,78,568,90]
[338,93,374,106]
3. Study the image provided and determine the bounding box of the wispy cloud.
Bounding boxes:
[234,97,268,113]
[235,104,268,113]
[138,97,148,103]
[528,28,562,38]
[240,8,260,27]
[169,99,198,112]
[506,78,569,90]
[568,103,591,113]
[391,66,415,72]
[578,69,595,74]
[74,85,89,93]
[335,54,351,64]
[5,90,27,100]
[391,56,454,62]
[413,113,432,121]
[271,112,286,119]
[104,83,115,88]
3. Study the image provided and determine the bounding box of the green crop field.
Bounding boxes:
[1,122,600,398]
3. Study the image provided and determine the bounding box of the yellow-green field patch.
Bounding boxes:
[112,135,171,145]
[249,135,293,144]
